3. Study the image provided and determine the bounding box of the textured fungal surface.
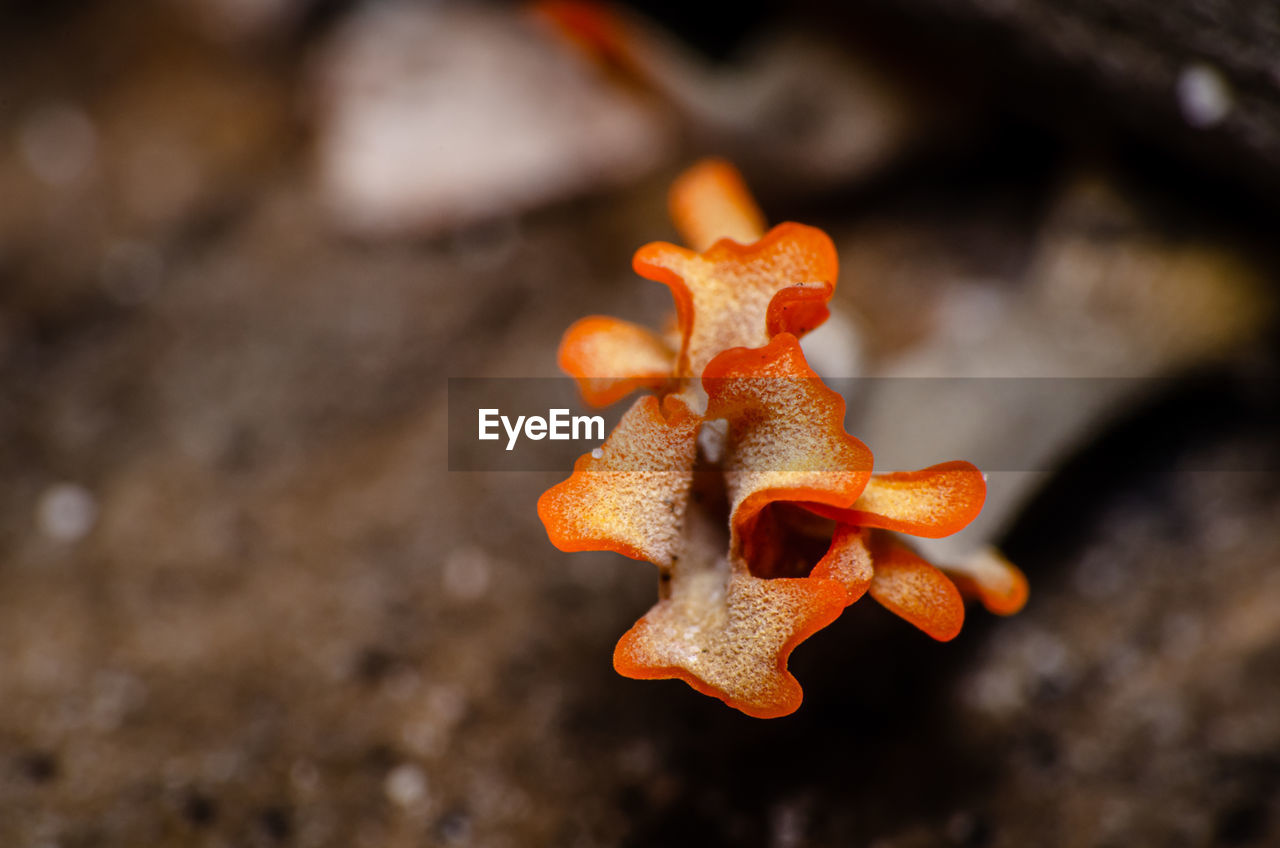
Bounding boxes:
[701,334,873,552]
[804,460,987,538]
[633,223,839,383]
[614,560,849,718]
[539,394,699,566]
[557,316,676,407]
[540,159,1027,716]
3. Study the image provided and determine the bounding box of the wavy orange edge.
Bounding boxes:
[556,315,674,407]
[703,333,874,535]
[612,576,849,719]
[632,223,839,374]
[867,535,966,642]
[539,155,1024,717]
[802,461,987,539]
[536,393,696,563]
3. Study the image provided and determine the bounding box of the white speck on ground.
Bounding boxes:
[1176,63,1233,128]
[385,763,429,810]
[36,482,98,542]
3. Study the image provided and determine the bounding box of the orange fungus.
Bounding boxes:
[539,158,1027,717]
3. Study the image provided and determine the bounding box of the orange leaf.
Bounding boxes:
[669,158,766,252]
[867,536,965,641]
[538,393,698,566]
[558,315,676,407]
[633,223,838,381]
[702,333,873,560]
[803,461,986,539]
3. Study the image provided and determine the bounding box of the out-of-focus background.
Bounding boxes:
[1,1,1279,845]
